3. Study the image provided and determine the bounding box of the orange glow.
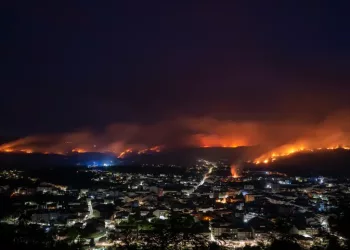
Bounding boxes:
[137,149,148,154]
[254,144,350,164]
[137,145,162,155]
[215,197,239,204]
[0,148,33,154]
[198,139,246,148]
[1,112,350,162]
[202,216,213,221]
[118,148,133,158]
[216,198,227,204]
[72,148,86,153]
[0,144,163,159]
[149,145,161,152]
[20,149,33,154]
[230,164,239,178]
[194,132,249,148]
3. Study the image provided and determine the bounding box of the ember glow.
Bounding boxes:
[252,111,350,164]
[230,164,239,178]
[137,146,162,155]
[0,118,259,157]
[71,148,86,153]
[254,145,350,164]
[1,112,350,161]
[118,148,133,158]
[117,146,163,158]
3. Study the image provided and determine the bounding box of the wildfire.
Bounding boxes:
[118,148,133,158]
[21,149,33,154]
[230,164,239,178]
[118,146,162,158]
[71,148,86,153]
[0,148,87,155]
[137,145,162,155]
[149,145,161,152]
[0,148,33,154]
[254,144,350,164]
[194,133,249,148]
[0,144,163,159]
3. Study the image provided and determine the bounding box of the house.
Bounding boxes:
[153,209,169,220]
[211,222,254,240]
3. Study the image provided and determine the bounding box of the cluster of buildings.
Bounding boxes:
[0,160,349,249]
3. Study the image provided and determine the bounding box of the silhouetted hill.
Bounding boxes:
[1,147,350,177]
[0,152,119,169]
[123,146,261,165]
[248,149,350,177]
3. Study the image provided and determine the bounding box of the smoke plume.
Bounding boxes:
[1,111,350,159]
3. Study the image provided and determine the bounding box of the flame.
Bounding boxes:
[137,145,162,155]
[216,198,227,204]
[230,164,239,178]
[0,144,162,159]
[118,146,163,158]
[72,148,86,153]
[137,149,148,154]
[196,135,247,148]
[2,112,350,161]
[149,146,161,152]
[254,144,350,164]
[118,148,133,158]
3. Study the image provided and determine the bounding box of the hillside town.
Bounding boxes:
[1,159,349,249]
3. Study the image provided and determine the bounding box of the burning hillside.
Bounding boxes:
[1,111,350,161]
[253,145,350,164]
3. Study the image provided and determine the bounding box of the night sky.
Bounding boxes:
[2,2,350,136]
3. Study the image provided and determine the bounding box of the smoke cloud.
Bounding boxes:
[1,111,350,159]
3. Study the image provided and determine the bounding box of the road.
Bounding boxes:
[190,159,215,195]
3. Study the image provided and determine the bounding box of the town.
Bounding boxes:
[1,159,349,249]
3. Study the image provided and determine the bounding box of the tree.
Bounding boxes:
[243,245,262,250]
[0,223,82,250]
[89,238,95,247]
[181,230,208,250]
[66,227,80,241]
[268,239,302,250]
[117,227,139,249]
[326,236,344,250]
[208,242,222,250]
[143,213,209,250]
[143,222,182,250]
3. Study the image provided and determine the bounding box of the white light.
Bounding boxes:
[302,234,312,238]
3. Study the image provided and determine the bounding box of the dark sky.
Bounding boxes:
[2,1,350,136]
